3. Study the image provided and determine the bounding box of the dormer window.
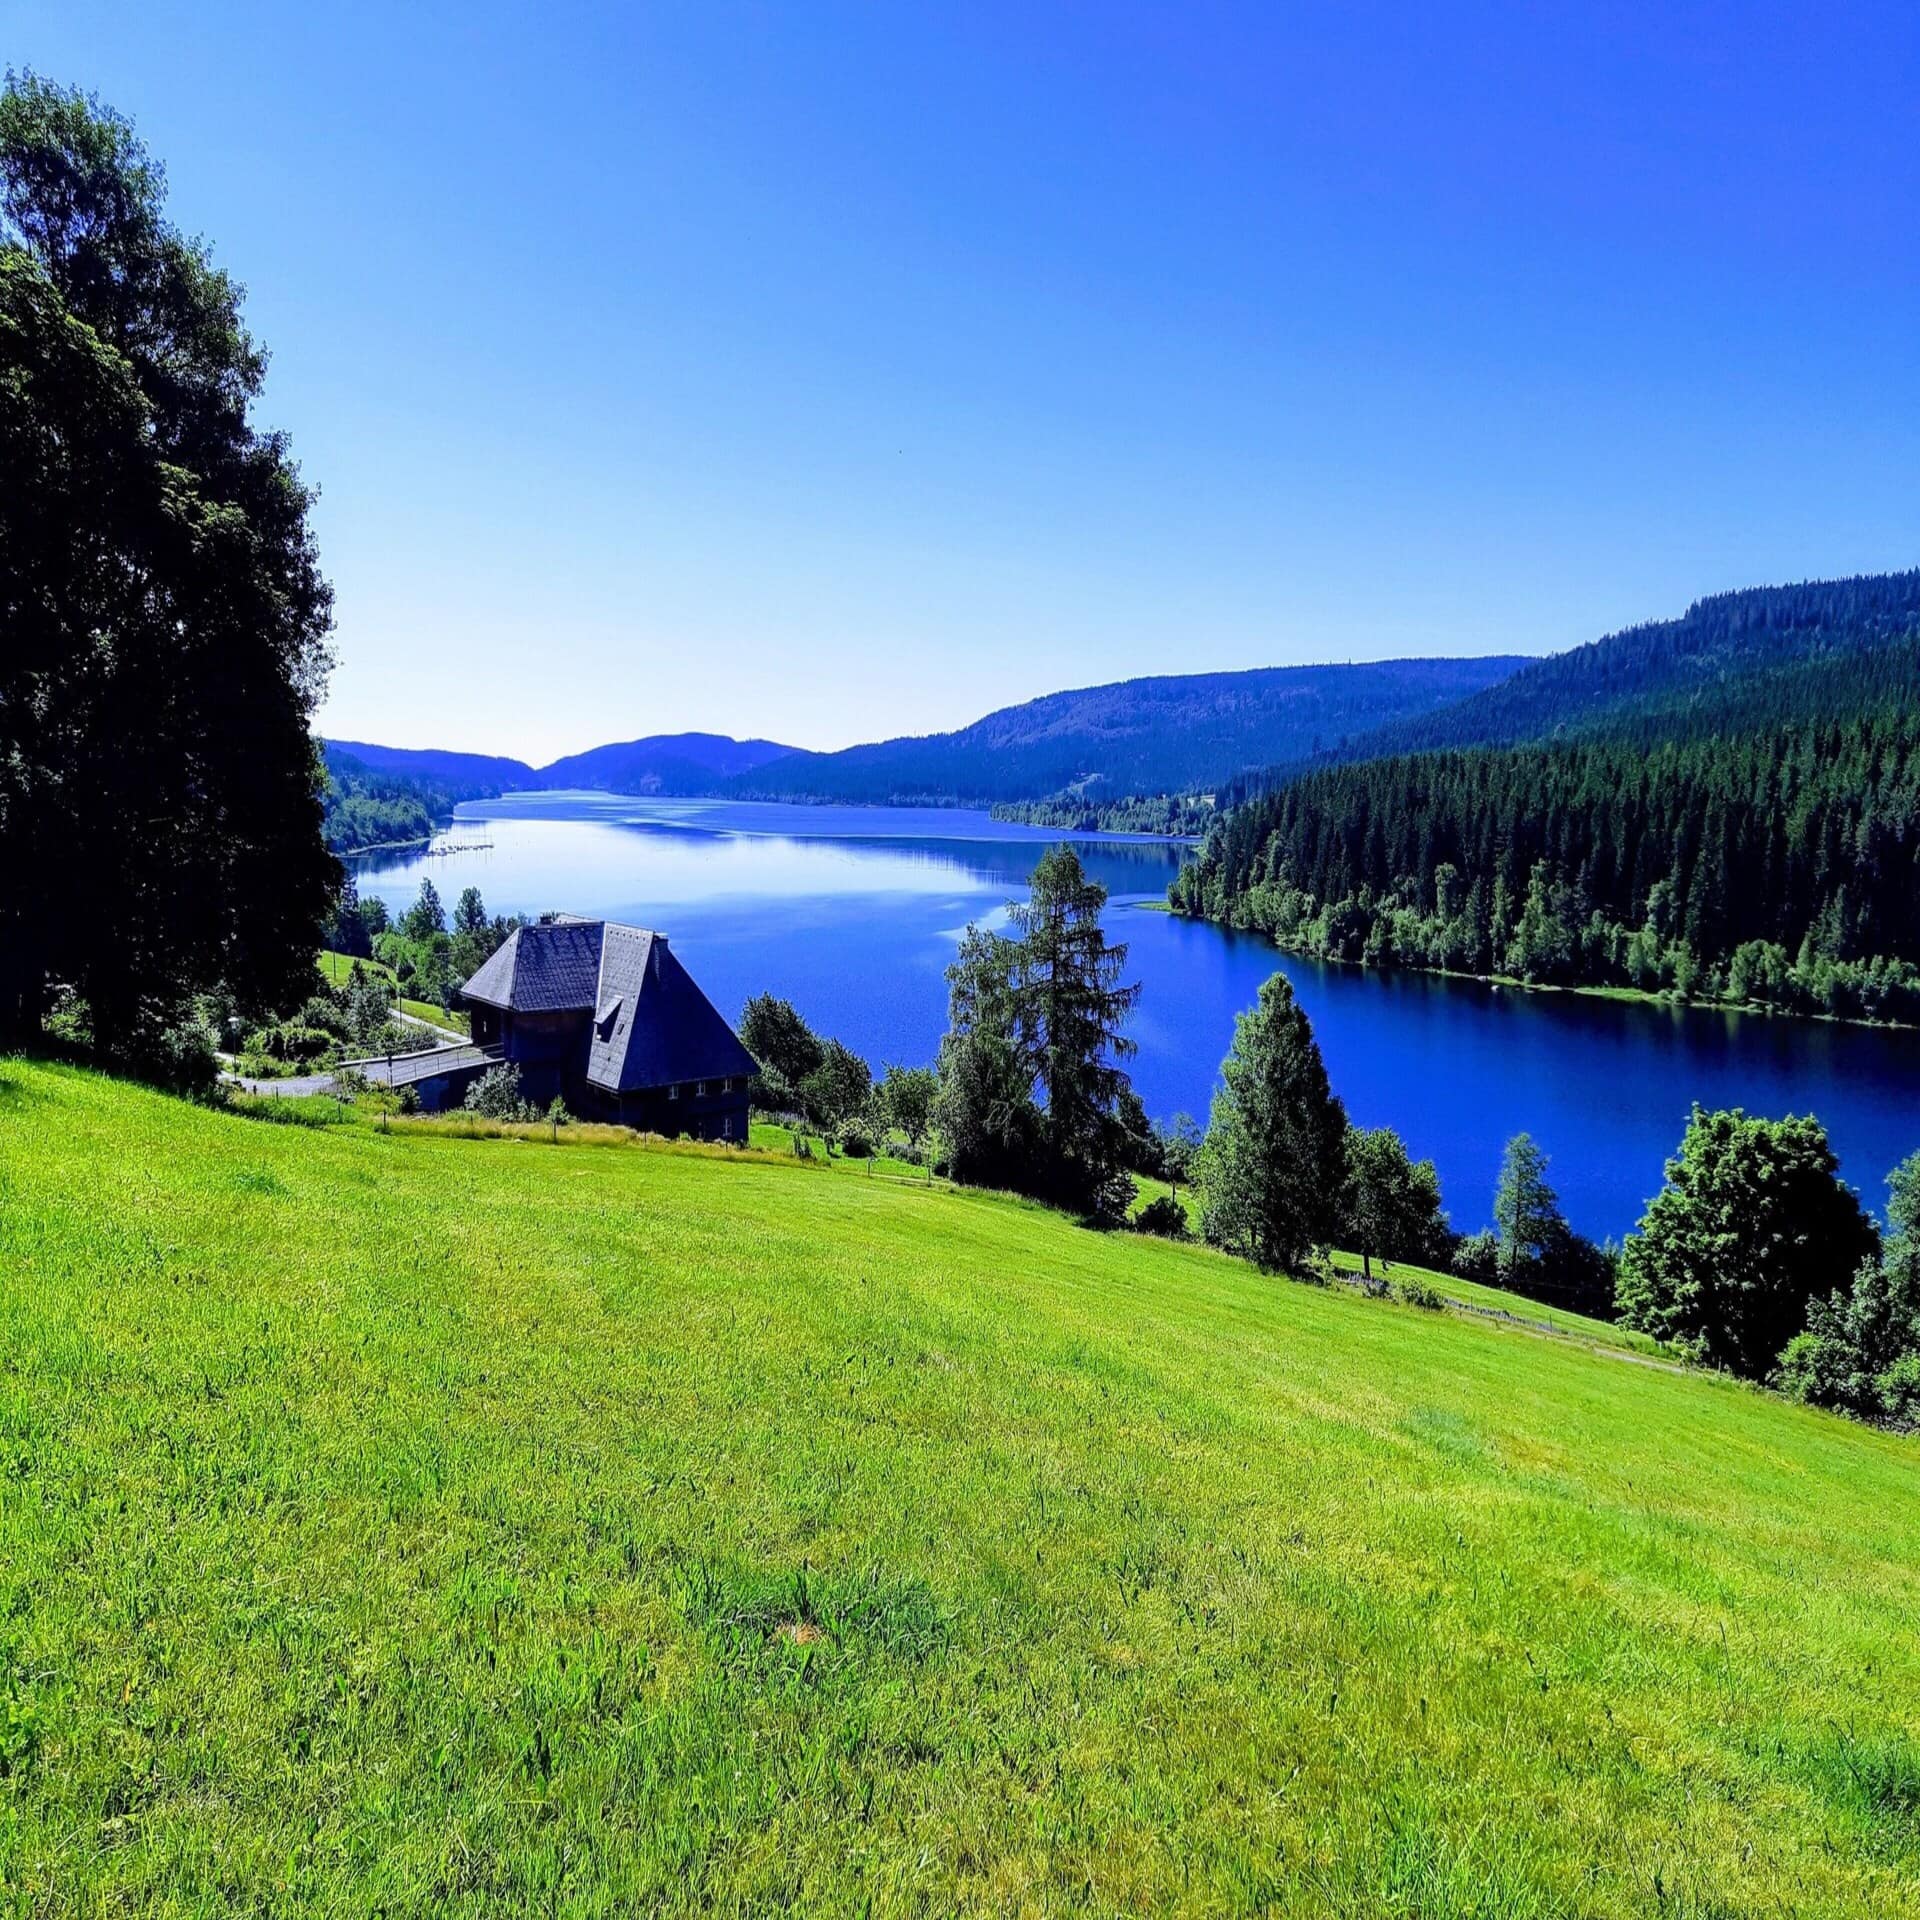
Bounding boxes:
[596,999,621,1041]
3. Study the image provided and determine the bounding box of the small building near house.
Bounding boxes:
[458,917,756,1139]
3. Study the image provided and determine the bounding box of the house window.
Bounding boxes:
[695,1080,709,1098]
[668,1084,680,1101]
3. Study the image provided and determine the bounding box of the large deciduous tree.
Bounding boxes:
[739,992,828,1113]
[1199,972,1347,1273]
[1344,1124,1451,1280]
[1617,1107,1880,1378]
[0,75,336,1060]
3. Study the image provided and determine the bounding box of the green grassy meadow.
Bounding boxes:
[3,1059,1918,1915]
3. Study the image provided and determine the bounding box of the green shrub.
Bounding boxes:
[230,1093,349,1128]
[464,1065,535,1122]
[1298,1248,1339,1288]
[1878,1351,1920,1426]
[247,1023,334,1065]
[1396,1275,1447,1310]
[1452,1230,1499,1285]
[1133,1194,1189,1240]
[835,1116,876,1159]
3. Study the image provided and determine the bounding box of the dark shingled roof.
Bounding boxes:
[586,925,758,1094]
[459,920,606,1012]
[459,917,757,1095]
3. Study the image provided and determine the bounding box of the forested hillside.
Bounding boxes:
[321,747,475,854]
[1295,572,1920,776]
[323,740,537,790]
[1173,706,1920,1022]
[731,658,1528,806]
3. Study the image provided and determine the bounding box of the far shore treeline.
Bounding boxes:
[1173,576,1920,1024]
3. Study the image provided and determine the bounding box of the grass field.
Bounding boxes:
[3,1058,1917,1914]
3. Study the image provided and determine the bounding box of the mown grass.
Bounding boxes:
[2,1056,1917,1915]
[749,1118,941,1183]
[1124,1180,1662,1357]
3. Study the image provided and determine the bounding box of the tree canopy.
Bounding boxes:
[1617,1107,1880,1379]
[1172,702,1920,1022]
[0,74,335,1060]
[1344,1125,1451,1279]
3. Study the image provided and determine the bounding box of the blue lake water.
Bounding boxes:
[353,793,1920,1240]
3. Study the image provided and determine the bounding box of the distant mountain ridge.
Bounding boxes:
[321,657,1536,821]
[725,658,1533,807]
[325,741,538,791]
[324,732,796,797]
[537,733,795,793]
[318,733,804,854]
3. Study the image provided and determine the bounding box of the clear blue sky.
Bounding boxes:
[13,2,1918,759]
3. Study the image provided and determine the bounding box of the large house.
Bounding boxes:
[458,918,757,1139]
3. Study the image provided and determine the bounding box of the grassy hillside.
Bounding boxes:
[3,1060,1917,1915]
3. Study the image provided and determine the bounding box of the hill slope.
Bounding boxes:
[1304,571,1920,777]
[1175,574,1920,1019]
[4,1058,1916,1914]
[732,658,1531,806]
[323,740,539,791]
[535,731,797,793]
[320,744,480,854]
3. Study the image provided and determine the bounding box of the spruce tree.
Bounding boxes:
[1200,973,1347,1272]
[1007,845,1142,1218]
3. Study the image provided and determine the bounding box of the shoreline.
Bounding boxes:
[1158,905,1920,1035]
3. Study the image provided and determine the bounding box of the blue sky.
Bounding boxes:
[13,2,1917,759]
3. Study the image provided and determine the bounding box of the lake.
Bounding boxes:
[353,793,1920,1240]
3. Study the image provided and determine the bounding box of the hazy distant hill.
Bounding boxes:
[324,741,538,792]
[728,659,1532,808]
[534,733,796,794]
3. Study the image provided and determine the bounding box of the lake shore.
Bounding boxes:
[1156,904,1920,1034]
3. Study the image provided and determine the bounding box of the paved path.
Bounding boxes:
[222,1065,342,1096]
[346,1043,501,1089]
[220,1026,493,1099]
